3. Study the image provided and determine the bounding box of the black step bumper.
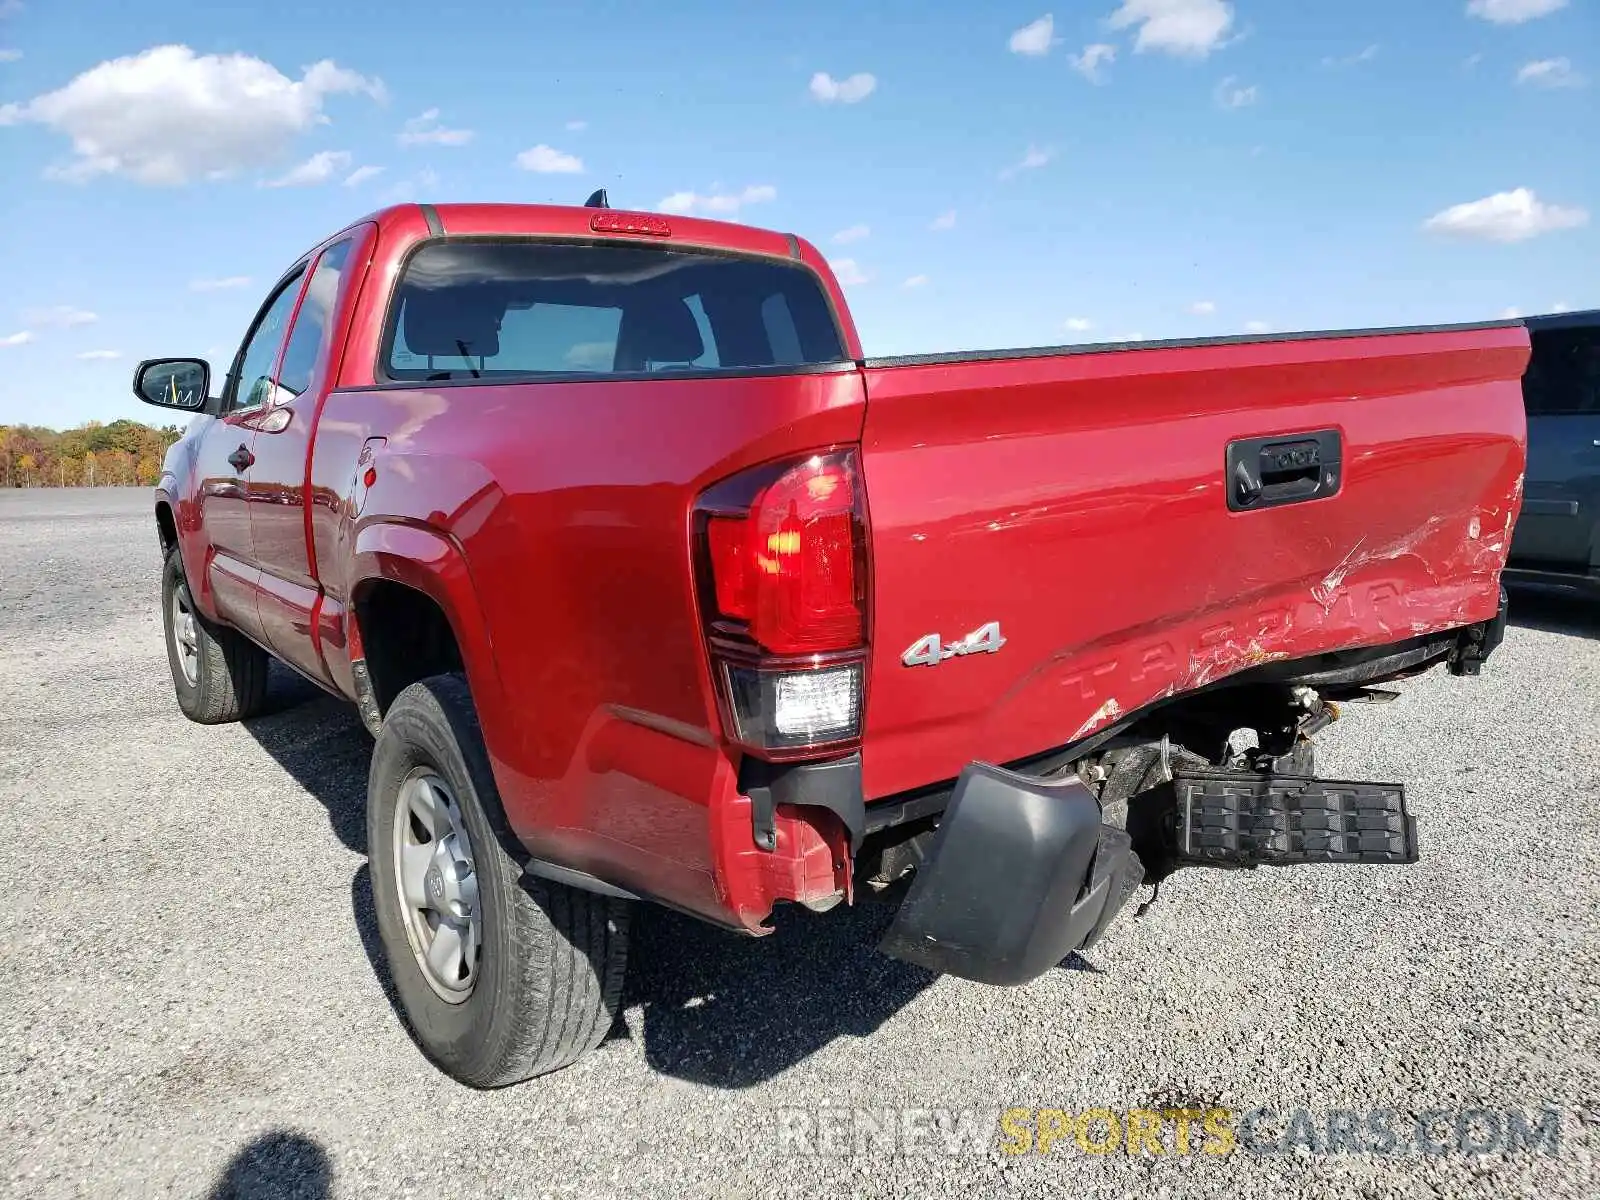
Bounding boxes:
[877,760,1418,987]
[1165,769,1417,868]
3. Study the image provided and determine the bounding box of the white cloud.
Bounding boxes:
[0,330,34,347]
[1189,300,1217,315]
[1109,0,1235,58]
[1550,301,1572,313]
[565,119,587,131]
[515,144,583,173]
[0,49,20,63]
[264,149,351,187]
[930,209,957,231]
[1000,144,1054,180]
[832,224,870,243]
[190,275,252,292]
[1467,0,1568,24]
[1463,53,1485,70]
[1323,44,1380,67]
[0,44,385,185]
[1069,44,1117,82]
[657,184,777,216]
[832,258,870,286]
[1009,15,1058,56]
[1423,187,1588,242]
[1064,317,1094,332]
[1517,58,1584,88]
[1214,76,1258,108]
[25,305,97,327]
[398,107,473,146]
[343,164,383,187]
[1244,320,1272,333]
[903,274,929,289]
[1501,306,1524,318]
[382,167,438,202]
[76,349,120,360]
[809,71,877,104]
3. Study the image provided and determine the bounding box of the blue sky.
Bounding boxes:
[0,0,1595,428]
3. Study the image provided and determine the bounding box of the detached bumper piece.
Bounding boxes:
[1448,583,1509,677]
[1166,768,1417,868]
[877,762,1144,986]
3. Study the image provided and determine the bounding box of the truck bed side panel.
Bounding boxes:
[857,325,1529,801]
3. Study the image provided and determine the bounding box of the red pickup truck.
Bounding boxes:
[136,197,1526,1088]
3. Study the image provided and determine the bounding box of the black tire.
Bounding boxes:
[367,673,631,1088]
[161,546,269,724]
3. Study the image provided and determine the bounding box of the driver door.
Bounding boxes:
[194,267,307,637]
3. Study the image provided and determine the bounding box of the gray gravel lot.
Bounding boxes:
[2,486,1598,1199]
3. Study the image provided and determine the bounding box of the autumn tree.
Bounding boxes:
[0,420,182,488]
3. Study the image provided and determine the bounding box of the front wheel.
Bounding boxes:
[367,673,631,1088]
[161,546,269,724]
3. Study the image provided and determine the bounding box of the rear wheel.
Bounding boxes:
[367,673,631,1088]
[161,546,269,724]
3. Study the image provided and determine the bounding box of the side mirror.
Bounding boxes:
[133,358,213,413]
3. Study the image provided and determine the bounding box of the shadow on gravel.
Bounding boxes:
[235,665,1107,1088]
[619,887,939,1087]
[205,1129,331,1200]
[242,663,371,854]
[1506,588,1600,639]
[237,664,398,1013]
[620,893,1103,1087]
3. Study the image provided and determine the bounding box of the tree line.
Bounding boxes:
[0,419,184,488]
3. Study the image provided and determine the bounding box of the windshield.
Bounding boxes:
[382,239,849,381]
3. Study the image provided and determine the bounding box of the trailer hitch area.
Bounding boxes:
[877,762,1144,986]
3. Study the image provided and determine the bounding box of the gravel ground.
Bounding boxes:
[1,486,1598,1200]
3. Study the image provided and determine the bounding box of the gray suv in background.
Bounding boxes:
[1505,308,1600,597]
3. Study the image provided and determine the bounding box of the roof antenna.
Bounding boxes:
[584,188,610,209]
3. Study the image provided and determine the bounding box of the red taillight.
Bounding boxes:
[706,515,751,620]
[694,448,870,760]
[703,453,864,655]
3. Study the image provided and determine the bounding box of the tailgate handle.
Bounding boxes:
[1227,429,1342,512]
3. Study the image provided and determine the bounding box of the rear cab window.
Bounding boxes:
[382,240,848,381]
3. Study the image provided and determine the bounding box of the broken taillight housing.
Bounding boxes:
[694,448,870,760]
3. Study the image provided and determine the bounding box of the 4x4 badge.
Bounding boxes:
[901,622,1006,667]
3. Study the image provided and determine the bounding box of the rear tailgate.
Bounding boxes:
[857,323,1529,800]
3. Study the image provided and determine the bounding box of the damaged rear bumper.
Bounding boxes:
[877,758,1420,987]
[876,763,1144,985]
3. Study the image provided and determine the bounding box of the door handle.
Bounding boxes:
[227,445,255,473]
[1226,429,1343,512]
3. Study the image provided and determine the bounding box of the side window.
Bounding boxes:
[277,241,353,397]
[228,270,306,413]
[1523,327,1600,416]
